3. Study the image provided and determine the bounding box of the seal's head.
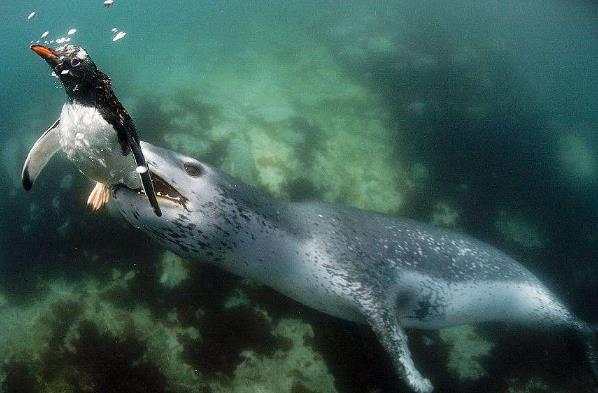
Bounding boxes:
[31,44,107,103]
[112,142,232,260]
[113,143,202,217]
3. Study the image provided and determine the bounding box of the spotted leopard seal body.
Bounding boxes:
[113,142,598,392]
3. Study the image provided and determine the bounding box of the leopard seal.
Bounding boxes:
[113,142,598,392]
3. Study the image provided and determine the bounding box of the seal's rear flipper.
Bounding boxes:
[366,307,433,393]
[124,128,161,216]
[582,324,598,385]
[22,119,61,190]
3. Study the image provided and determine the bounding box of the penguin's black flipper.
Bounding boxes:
[22,119,61,190]
[123,127,162,216]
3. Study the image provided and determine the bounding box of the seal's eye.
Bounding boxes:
[184,163,202,177]
[70,58,81,67]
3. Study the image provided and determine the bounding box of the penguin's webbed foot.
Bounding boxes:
[87,182,110,211]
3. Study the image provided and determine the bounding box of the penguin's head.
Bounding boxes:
[31,44,106,102]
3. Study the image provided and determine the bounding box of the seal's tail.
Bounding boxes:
[581,323,598,384]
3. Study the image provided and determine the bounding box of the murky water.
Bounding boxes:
[0,1,597,392]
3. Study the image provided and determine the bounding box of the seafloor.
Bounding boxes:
[1,3,597,393]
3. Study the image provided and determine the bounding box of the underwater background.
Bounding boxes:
[1,0,598,392]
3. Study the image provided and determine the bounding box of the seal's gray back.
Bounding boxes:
[285,203,576,329]
[290,203,538,286]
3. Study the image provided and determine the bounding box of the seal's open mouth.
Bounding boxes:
[118,172,188,208]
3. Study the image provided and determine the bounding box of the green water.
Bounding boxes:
[0,1,597,392]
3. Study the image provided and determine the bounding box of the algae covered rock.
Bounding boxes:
[0,276,201,392]
[494,210,546,250]
[431,201,460,228]
[438,325,494,382]
[506,378,553,393]
[556,132,597,182]
[130,37,414,215]
[211,319,336,393]
[159,251,191,289]
[0,268,337,393]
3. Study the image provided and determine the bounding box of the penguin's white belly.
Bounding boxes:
[59,102,139,187]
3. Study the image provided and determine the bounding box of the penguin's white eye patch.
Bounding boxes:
[184,163,202,177]
[76,49,88,59]
[70,58,81,67]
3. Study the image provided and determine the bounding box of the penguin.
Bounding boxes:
[22,44,161,216]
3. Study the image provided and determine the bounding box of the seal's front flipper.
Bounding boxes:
[22,119,61,190]
[123,128,161,216]
[87,182,110,211]
[366,307,433,393]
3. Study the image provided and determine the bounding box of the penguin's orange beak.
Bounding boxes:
[31,44,61,68]
[31,44,57,59]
